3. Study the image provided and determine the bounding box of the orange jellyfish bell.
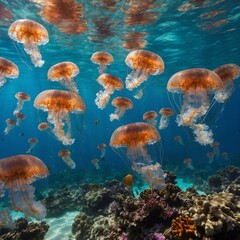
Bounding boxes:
[90,51,114,74]
[125,50,164,91]
[0,154,49,220]
[58,149,76,169]
[123,174,133,188]
[38,122,49,131]
[48,62,80,93]
[34,90,86,145]
[110,97,133,121]
[143,110,158,126]
[214,63,240,103]
[0,57,19,88]
[110,122,165,190]
[95,73,124,109]
[8,19,49,67]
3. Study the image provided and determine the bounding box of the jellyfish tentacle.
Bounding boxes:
[0,75,6,88]
[24,43,44,67]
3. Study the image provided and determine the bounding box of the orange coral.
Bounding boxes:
[171,215,195,239]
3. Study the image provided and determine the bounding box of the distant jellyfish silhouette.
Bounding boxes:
[48,62,80,93]
[34,90,86,145]
[14,92,30,115]
[58,149,76,169]
[14,112,25,126]
[221,152,229,161]
[26,138,38,153]
[125,50,164,91]
[38,122,49,131]
[110,122,166,190]
[143,111,158,127]
[95,73,124,109]
[97,143,106,160]
[90,51,114,74]
[0,57,19,88]
[174,135,184,145]
[110,97,133,121]
[211,141,220,158]
[0,154,49,220]
[183,158,194,170]
[134,88,144,99]
[8,19,49,67]
[91,158,100,170]
[159,108,174,129]
[4,118,16,135]
[207,152,214,163]
[167,68,223,146]
[214,64,240,103]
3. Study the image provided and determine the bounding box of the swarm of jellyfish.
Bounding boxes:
[110,97,133,121]
[26,138,38,153]
[143,111,158,127]
[58,149,76,169]
[214,64,240,103]
[110,122,166,190]
[0,154,49,220]
[0,57,19,88]
[14,112,25,126]
[4,118,16,135]
[167,68,223,146]
[97,143,106,160]
[95,73,124,109]
[159,108,174,129]
[34,90,86,145]
[91,158,100,170]
[90,51,114,74]
[125,50,164,91]
[14,92,30,115]
[48,62,80,93]
[8,19,49,67]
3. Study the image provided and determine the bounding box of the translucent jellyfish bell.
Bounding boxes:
[0,57,19,88]
[48,62,80,93]
[8,19,49,67]
[58,149,76,169]
[34,90,86,145]
[110,122,166,190]
[125,50,164,91]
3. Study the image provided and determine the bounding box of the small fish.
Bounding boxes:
[19,132,24,136]
[94,119,99,125]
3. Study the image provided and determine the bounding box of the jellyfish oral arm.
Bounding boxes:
[110,108,126,121]
[125,68,148,90]
[95,89,111,109]
[24,43,44,67]
[159,116,170,129]
[214,80,234,103]
[62,156,76,169]
[0,75,6,88]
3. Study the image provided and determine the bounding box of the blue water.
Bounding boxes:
[0,0,239,181]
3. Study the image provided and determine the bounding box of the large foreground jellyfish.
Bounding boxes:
[167,68,223,145]
[14,92,30,115]
[58,149,76,169]
[110,97,133,121]
[110,122,166,190]
[125,50,164,91]
[0,154,49,220]
[95,73,124,109]
[34,90,86,145]
[90,51,114,74]
[214,64,240,103]
[8,19,49,67]
[48,62,80,93]
[0,57,19,88]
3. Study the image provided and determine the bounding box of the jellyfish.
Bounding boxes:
[48,62,80,93]
[14,112,26,126]
[207,152,214,163]
[174,135,184,145]
[91,158,100,170]
[34,90,86,145]
[26,138,38,153]
[4,118,16,135]
[221,152,229,161]
[14,92,30,115]
[90,51,114,74]
[214,64,240,103]
[95,73,124,109]
[125,50,164,91]
[38,122,49,131]
[159,108,174,129]
[0,154,49,220]
[58,149,76,169]
[8,19,49,67]
[143,111,158,127]
[0,57,19,88]
[134,88,144,99]
[110,97,133,121]
[167,68,223,145]
[183,158,194,170]
[211,141,220,158]
[110,122,166,190]
[123,174,133,188]
[97,143,107,160]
